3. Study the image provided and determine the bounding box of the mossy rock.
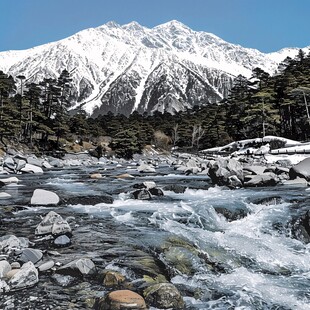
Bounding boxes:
[144,283,184,309]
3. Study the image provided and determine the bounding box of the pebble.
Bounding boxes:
[54,235,71,247]
[38,260,55,272]
[10,262,21,269]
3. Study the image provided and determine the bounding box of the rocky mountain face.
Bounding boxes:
[0,20,307,116]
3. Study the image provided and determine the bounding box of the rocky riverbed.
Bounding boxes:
[0,150,310,309]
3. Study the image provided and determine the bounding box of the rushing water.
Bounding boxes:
[1,160,310,310]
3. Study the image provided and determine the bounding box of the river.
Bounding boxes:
[0,159,309,309]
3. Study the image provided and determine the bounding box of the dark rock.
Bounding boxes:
[144,283,184,309]
[251,196,284,205]
[149,187,164,196]
[57,258,96,277]
[163,184,186,193]
[289,157,310,181]
[64,195,113,205]
[0,181,5,188]
[133,181,156,189]
[290,210,310,244]
[131,189,151,200]
[227,175,243,189]
[215,206,249,221]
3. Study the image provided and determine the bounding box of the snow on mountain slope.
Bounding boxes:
[0,20,307,116]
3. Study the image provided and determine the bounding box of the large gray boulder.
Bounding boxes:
[244,174,278,187]
[21,164,44,174]
[8,261,39,290]
[31,189,60,205]
[290,210,310,244]
[0,235,29,253]
[20,248,43,264]
[208,158,243,186]
[35,211,71,236]
[57,258,96,277]
[289,157,310,181]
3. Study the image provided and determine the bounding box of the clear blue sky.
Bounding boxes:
[0,0,309,53]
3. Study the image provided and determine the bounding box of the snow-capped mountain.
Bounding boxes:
[0,20,308,116]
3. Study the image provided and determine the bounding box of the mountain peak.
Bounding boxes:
[121,21,146,33]
[154,20,191,31]
[104,21,121,28]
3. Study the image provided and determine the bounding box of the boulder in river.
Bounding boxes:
[20,248,43,264]
[0,192,11,199]
[26,156,43,167]
[3,157,15,171]
[57,258,96,277]
[208,158,243,186]
[214,206,250,221]
[144,283,184,309]
[133,181,156,189]
[21,163,44,174]
[281,177,308,187]
[8,261,39,290]
[98,290,147,310]
[0,235,29,253]
[289,157,310,181]
[290,210,310,244]
[163,184,186,193]
[137,163,156,173]
[244,174,278,187]
[35,211,71,236]
[131,189,152,200]
[0,177,19,184]
[64,195,113,205]
[149,187,164,196]
[15,159,27,172]
[90,173,103,179]
[30,189,60,205]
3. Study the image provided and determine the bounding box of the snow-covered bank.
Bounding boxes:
[202,135,310,163]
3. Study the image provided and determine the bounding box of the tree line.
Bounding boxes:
[1,49,310,158]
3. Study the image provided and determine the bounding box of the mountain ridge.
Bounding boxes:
[0,20,309,116]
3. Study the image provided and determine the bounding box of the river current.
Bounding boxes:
[0,159,309,310]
